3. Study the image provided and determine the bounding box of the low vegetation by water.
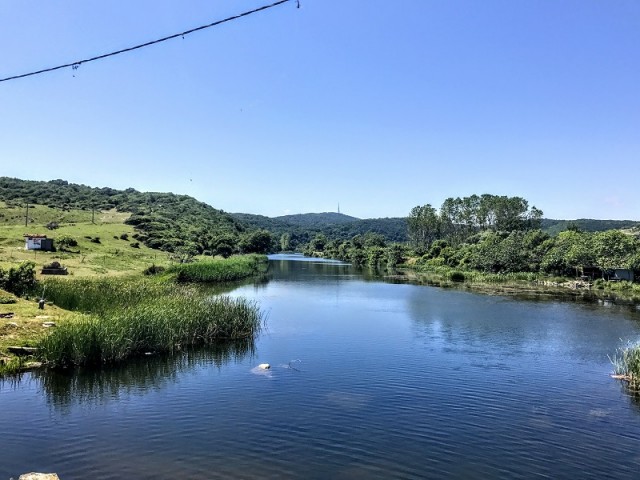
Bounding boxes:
[611,342,640,390]
[168,254,268,283]
[37,293,262,368]
[34,271,264,368]
[0,255,267,374]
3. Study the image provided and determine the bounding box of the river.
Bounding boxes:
[2,254,640,479]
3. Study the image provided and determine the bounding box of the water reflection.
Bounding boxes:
[33,339,255,410]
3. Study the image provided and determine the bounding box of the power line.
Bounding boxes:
[0,0,296,83]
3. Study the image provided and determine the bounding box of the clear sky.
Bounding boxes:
[1,0,638,220]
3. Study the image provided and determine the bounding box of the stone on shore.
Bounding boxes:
[19,474,60,480]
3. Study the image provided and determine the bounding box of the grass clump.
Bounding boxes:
[36,279,263,368]
[0,288,17,304]
[168,254,267,283]
[610,341,640,390]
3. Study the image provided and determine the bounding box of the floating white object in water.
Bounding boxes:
[258,363,270,370]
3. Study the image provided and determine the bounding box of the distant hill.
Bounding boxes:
[541,218,640,236]
[275,212,359,228]
[231,211,408,246]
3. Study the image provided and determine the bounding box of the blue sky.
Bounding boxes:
[1,0,638,220]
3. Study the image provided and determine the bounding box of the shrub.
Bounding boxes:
[120,233,129,241]
[57,235,78,249]
[90,237,101,244]
[0,262,36,297]
[0,289,17,304]
[450,271,466,282]
[130,242,140,248]
[143,264,166,275]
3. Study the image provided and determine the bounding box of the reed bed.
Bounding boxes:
[37,276,263,368]
[610,342,640,390]
[413,265,541,284]
[37,295,262,368]
[42,277,169,313]
[168,254,268,283]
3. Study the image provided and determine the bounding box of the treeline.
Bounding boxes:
[301,194,640,280]
[408,194,543,253]
[302,232,407,269]
[414,229,640,277]
[232,212,408,249]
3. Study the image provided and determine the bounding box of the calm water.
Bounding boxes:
[2,254,640,479]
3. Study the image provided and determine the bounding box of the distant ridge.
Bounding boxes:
[274,212,359,228]
[541,218,640,236]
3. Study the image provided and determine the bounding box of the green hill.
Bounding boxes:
[0,177,244,254]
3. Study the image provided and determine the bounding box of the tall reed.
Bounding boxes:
[169,254,268,283]
[610,341,640,390]
[37,295,262,368]
[37,276,263,368]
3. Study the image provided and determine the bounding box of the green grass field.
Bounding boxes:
[0,201,172,277]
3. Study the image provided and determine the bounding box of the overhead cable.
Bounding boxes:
[0,0,295,83]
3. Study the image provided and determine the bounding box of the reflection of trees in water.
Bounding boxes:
[34,339,255,409]
[405,285,640,363]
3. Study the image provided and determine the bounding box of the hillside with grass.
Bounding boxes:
[0,177,245,256]
[0,200,172,277]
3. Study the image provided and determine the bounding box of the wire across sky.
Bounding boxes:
[0,0,296,83]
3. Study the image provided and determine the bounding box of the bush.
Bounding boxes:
[0,289,17,304]
[120,233,129,241]
[130,242,140,248]
[450,271,466,282]
[57,235,78,249]
[0,262,36,297]
[90,237,101,244]
[143,264,166,275]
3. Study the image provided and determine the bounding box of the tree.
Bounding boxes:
[280,233,291,252]
[310,233,328,252]
[211,234,236,258]
[407,204,441,254]
[592,230,638,271]
[240,230,273,254]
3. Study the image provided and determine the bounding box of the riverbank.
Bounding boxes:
[388,265,640,304]
[0,255,268,376]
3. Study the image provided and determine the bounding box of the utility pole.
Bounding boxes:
[25,202,29,227]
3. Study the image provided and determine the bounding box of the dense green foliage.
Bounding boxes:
[37,277,263,368]
[412,229,640,277]
[408,194,543,253]
[0,261,36,297]
[303,232,408,269]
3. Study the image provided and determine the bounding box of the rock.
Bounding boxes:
[19,474,60,480]
[24,362,43,370]
[42,322,56,328]
[7,322,19,328]
[7,346,38,355]
[257,363,271,370]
